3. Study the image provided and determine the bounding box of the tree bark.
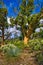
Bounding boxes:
[21,25,33,44]
[23,26,33,44]
[2,27,4,45]
[24,36,28,44]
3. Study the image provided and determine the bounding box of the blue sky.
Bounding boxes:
[3,0,43,17]
[3,0,22,17]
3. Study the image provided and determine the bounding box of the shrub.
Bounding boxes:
[12,40,24,49]
[28,39,43,51]
[5,39,25,49]
[0,44,21,57]
[36,52,43,65]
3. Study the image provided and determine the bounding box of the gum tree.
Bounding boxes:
[11,0,43,44]
[14,0,40,44]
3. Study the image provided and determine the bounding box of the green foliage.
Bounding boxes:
[0,8,8,27]
[28,38,43,65]
[20,0,34,15]
[10,17,15,26]
[0,3,8,43]
[5,39,25,49]
[11,0,42,40]
[0,44,21,57]
[33,29,43,38]
[0,1,8,27]
[36,52,43,65]
[38,30,43,38]
[28,39,43,51]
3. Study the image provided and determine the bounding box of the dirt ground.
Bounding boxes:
[0,48,39,65]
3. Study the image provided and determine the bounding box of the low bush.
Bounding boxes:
[5,39,25,49]
[28,39,43,51]
[0,44,21,57]
[28,39,43,65]
[36,52,43,65]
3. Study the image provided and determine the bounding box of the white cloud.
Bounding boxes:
[35,28,40,32]
[8,27,14,33]
[39,19,43,24]
[7,17,11,24]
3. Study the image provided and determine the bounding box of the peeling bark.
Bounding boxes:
[24,36,28,44]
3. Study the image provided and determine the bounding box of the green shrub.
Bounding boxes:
[12,40,24,49]
[0,44,21,57]
[5,39,25,49]
[36,52,43,65]
[28,39,43,51]
[33,30,43,38]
